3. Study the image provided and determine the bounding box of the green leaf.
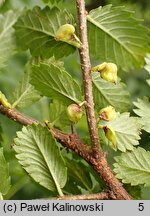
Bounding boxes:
[32,56,65,71]
[101,113,141,152]
[14,6,76,59]
[63,178,82,195]
[0,148,11,195]
[49,100,71,128]
[133,98,150,133]
[144,54,150,74]
[31,62,82,104]
[12,63,41,109]
[0,10,18,68]
[92,72,129,112]
[0,124,2,147]
[124,185,142,199]
[65,158,93,191]
[144,55,150,84]
[147,80,150,86]
[87,5,150,71]
[14,124,67,195]
[114,147,150,187]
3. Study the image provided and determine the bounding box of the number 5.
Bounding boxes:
[138,203,144,211]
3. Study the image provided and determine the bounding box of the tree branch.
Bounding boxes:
[76,0,102,159]
[0,105,92,159]
[0,104,132,199]
[0,105,39,125]
[89,156,132,200]
[51,192,110,200]
[75,0,132,200]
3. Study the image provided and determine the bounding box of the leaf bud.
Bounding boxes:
[99,106,117,121]
[92,62,117,84]
[0,91,11,109]
[55,24,75,41]
[45,120,53,129]
[67,103,82,123]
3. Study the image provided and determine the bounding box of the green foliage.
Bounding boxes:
[0,124,2,147]
[0,0,150,199]
[133,97,150,133]
[0,10,18,68]
[144,56,150,86]
[147,79,150,86]
[14,124,67,195]
[12,63,41,109]
[0,91,11,108]
[63,178,82,195]
[49,100,71,128]
[31,62,82,105]
[144,54,150,74]
[92,73,129,112]
[124,185,142,199]
[114,147,150,186]
[0,148,11,195]
[99,113,141,152]
[87,5,150,71]
[65,158,93,191]
[42,0,64,4]
[14,6,76,59]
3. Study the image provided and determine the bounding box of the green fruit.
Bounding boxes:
[92,62,107,72]
[0,91,11,109]
[92,62,117,84]
[104,126,117,150]
[55,24,75,41]
[67,104,82,123]
[99,106,117,121]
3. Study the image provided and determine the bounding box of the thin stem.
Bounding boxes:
[71,123,77,134]
[0,106,39,125]
[76,0,102,159]
[57,192,109,200]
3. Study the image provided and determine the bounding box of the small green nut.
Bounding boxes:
[92,62,117,84]
[92,62,107,72]
[67,103,82,124]
[99,106,117,121]
[55,24,75,41]
[0,91,11,109]
[104,126,117,150]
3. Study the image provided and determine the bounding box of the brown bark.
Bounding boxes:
[76,0,102,159]
[0,0,132,200]
[0,105,132,199]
